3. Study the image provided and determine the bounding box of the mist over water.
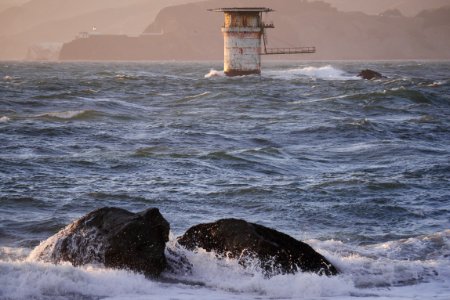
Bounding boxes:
[0,61,449,299]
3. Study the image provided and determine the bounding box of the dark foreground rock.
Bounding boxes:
[29,207,169,277]
[178,218,338,277]
[358,69,384,80]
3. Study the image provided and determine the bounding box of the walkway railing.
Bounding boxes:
[263,47,316,55]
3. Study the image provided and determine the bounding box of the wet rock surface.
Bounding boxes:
[30,207,169,277]
[177,218,338,277]
[30,209,338,278]
[358,69,384,80]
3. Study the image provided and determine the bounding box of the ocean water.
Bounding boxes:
[0,61,449,300]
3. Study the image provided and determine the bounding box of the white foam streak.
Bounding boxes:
[37,110,89,119]
[428,80,447,87]
[205,69,225,78]
[266,65,360,81]
[183,91,210,101]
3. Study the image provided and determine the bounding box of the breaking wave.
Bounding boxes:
[205,69,225,78]
[0,230,442,300]
[161,230,450,299]
[0,116,11,123]
[204,66,360,81]
[265,65,361,81]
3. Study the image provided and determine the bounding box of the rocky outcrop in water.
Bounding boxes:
[29,207,169,277]
[177,218,338,277]
[29,208,338,278]
[358,69,384,80]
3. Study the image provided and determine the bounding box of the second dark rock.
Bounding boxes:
[178,218,338,277]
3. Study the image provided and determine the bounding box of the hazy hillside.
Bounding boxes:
[0,0,197,60]
[321,0,450,16]
[59,0,450,61]
[2,0,450,60]
[0,0,27,13]
[0,0,150,36]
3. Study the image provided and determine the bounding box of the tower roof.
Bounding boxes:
[208,7,273,13]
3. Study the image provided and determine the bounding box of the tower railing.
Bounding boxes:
[262,22,274,28]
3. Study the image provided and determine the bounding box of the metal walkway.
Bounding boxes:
[263,47,316,55]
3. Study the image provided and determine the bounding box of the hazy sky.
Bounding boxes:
[2,0,450,15]
[0,0,27,12]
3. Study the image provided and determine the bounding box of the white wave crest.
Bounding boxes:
[427,80,447,87]
[165,239,354,299]
[308,230,450,290]
[163,230,450,299]
[0,116,11,123]
[0,260,249,300]
[266,65,360,81]
[0,247,30,261]
[27,222,106,265]
[205,69,225,78]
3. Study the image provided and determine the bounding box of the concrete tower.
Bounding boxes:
[210,7,315,76]
[209,7,271,76]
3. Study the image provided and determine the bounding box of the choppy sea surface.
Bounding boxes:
[0,61,449,300]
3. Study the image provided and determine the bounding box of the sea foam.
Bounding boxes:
[0,116,11,123]
[205,69,225,78]
[204,66,359,81]
[36,110,97,120]
[265,65,360,81]
[2,230,450,300]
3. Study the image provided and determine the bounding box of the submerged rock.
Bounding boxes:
[29,207,169,277]
[358,69,384,80]
[178,218,338,277]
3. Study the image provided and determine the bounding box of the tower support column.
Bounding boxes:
[222,26,262,76]
[209,8,273,76]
